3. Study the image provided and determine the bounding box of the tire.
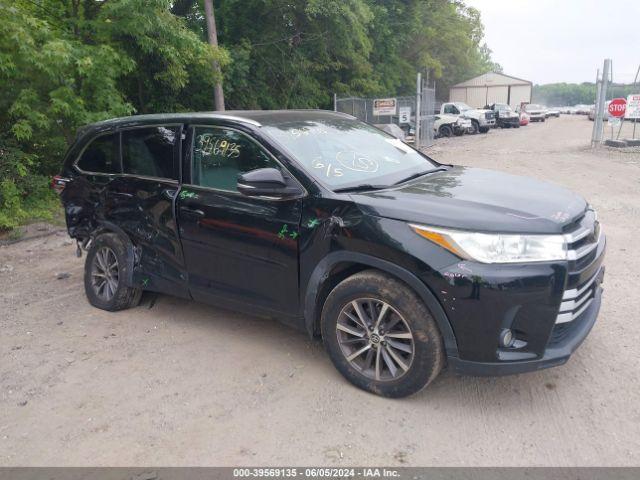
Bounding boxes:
[469,120,479,135]
[438,125,453,137]
[479,126,490,133]
[453,129,464,136]
[84,233,142,311]
[321,270,445,398]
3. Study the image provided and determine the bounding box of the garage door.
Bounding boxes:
[510,85,531,108]
[486,86,509,106]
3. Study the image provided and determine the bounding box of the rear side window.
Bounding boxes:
[77,134,119,174]
[191,126,280,192]
[122,126,178,180]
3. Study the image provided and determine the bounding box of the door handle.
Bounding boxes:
[179,206,205,218]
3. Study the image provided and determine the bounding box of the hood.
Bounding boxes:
[351,166,587,234]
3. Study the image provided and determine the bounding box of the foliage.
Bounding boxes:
[533,82,639,106]
[0,0,225,230]
[0,0,497,230]
[0,136,57,229]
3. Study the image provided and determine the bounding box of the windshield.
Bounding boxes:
[495,104,512,112]
[526,104,543,110]
[454,102,472,111]
[262,118,437,189]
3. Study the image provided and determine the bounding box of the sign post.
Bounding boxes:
[372,98,397,116]
[608,98,626,140]
[398,107,411,124]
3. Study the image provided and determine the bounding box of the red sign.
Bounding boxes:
[608,98,627,117]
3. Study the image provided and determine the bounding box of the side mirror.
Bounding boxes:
[237,168,302,198]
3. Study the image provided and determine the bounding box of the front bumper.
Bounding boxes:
[498,117,520,127]
[428,226,606,377]
[448,277,603,376]
[478,117,496,127]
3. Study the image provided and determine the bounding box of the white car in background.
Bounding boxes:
[433,114,471,137]
[519,103,547,122]
[545,107,560,118]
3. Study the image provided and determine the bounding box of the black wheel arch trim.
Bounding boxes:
[303,251,459,358]
[91,221,136,287]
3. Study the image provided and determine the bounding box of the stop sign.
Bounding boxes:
[608,98,627,117]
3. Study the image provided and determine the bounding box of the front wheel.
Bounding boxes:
[479,126,490,133]
[438,125,453,137]
[469,120,479,134]
[321,270,445,398]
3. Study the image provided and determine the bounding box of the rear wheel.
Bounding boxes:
[84,233,142,311]
[321,270,445,398]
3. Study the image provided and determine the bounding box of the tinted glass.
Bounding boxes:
[77,134,119,174]
[192,127,279,192]
[262,118,437,189]
[122,126,177,179]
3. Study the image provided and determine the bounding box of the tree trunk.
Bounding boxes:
[203,0,225,111]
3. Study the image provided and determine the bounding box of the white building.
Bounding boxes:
[449,72,532,109]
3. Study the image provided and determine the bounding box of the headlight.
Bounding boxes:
[410,224,567,263]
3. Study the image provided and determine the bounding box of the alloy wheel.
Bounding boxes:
[335,298,415,381]
[91,246,119,301]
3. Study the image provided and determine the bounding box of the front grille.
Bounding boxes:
[555,267,600,324]
[555,207,604,325]
[485,112,495,120]
[564,208,601,264]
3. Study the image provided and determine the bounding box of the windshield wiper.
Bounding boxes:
[392,166,448,186]
[333,184,388,193]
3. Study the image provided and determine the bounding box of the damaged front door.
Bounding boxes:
[177,125,303,317]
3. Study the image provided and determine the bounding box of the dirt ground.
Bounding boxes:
[1,115,639,466]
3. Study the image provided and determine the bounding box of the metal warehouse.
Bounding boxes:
[449,72,532,109]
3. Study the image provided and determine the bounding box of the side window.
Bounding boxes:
[191,127,280,192]
[122,126,178,180]
[77,134,119,174]
[443,105,455,114]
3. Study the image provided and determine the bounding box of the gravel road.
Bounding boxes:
[1,115,639,466]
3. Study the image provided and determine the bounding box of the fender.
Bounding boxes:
[304,251,459,358]
[92,221,137,287]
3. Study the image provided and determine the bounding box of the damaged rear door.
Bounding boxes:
[108,125,188,297]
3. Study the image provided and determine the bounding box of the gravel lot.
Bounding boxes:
[1,115,639,466]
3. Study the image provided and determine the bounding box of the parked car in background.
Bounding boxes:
[545,107,560,118]
[486,103,520,128]
[588,101,611,121]
[519,111,530,126]
[574,105,592,115]
[54,109,606,398]
[433,114,471,137]
[519,103,546,122]
[439,102,495,134]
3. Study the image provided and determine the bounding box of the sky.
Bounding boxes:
[464,0,640,85]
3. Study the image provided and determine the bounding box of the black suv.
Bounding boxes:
[55,110,605,398]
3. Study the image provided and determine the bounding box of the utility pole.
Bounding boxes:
[203,0,225,111]
[592,59,610,146]
[415,72,422,149]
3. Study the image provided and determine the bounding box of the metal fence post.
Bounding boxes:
[592,59,610,146]
[333,93,337,112]
[415,72,422,149]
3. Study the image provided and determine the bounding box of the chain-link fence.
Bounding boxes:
[335,84,436,149]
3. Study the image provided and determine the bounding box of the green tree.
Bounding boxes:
[0,0,224,229]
